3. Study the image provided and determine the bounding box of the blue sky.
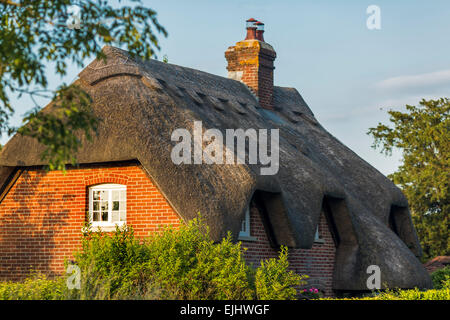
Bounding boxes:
[5,0,450,175]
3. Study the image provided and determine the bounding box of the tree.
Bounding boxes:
[0,0,167,169]
[368,98,449,261]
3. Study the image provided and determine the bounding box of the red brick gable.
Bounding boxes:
[0,162,180,281]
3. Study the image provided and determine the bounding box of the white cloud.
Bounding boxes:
[318,94,442,123]
[375,69,450,91]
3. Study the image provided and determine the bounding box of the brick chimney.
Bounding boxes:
[225,18,276,110]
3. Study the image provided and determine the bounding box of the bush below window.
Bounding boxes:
[0,216,308,300]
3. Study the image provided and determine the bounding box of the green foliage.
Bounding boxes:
[74,219,252,299]
[0,274,67,300]
[0,0,167,170]
[255,246,308,300]
[0,218,306,300]
[372,288,450,300]
[69,217,302,300]
[431,266,450,290]
[75,219,255,299]
[368,98,450,260]
[17,85,98,170]
[72,224,152,299]
[139,222,254,300]
[323,288,450,300]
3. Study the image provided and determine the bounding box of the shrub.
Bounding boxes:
[72,224,152,299]
[0,217,306,300]
[374,288,450,300]
[67,216,302,300]
[136,219,255,300]
[322,288,450,300]
[431,266,450,289]
[255,246,308,300]
[0,274,66,300]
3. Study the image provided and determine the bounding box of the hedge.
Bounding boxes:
[0,217,307,300]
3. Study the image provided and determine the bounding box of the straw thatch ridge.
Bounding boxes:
[0,46,431,291]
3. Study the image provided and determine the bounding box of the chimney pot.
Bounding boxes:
[246,18,257,28]
[255,21,265,42]
[245,18,257,40]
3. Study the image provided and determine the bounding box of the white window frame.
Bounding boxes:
[238,207,257,241]
[88,184,126,231]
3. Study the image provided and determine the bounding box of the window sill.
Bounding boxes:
[89,223,127,232]
[238,235,258,242]
[314,238,325,244]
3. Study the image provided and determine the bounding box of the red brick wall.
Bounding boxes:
[0,162,180,281]
[241,204,337,297]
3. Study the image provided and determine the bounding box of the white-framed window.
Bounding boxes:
[238,207,256,241]
[89,184,126,229]
[239,207,251,238]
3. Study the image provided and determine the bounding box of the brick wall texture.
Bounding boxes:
[241,204,337,297]
[225,40,276,110]
[0,162,180,281]
[0,162,336,296]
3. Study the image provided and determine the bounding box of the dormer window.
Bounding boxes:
[239,207,251,238]
[89,184,126,231]
[238,207,257,241]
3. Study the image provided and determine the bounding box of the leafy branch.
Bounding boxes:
[0,0,167,170]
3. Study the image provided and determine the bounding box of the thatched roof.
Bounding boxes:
[0,46,431,290]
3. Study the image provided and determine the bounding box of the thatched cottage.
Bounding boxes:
[0,19,432,296]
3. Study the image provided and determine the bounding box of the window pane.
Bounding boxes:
[111,211,120,222]
[120,190,126,201]
[120,211,126,221]
[112,190,120,201]
[241,220,246,232]
[112,201,120,211]
[93,191,100,200]
[94,190,107,201]
[101,199,109,222]
[93,201,99,211]
[93,212,99,221]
